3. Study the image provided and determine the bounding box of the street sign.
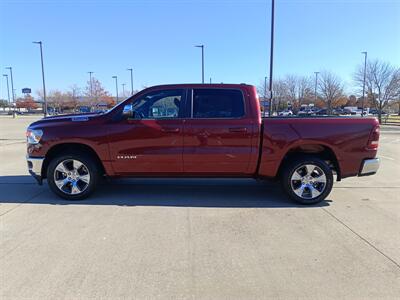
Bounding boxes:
[22,88,31,94]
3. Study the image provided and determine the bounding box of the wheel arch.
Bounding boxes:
[277,143,341,181]
[42,143,106,179]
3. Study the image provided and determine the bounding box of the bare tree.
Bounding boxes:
[282,75,313,111]
[371,64,400,120]
[318,71,344,114]
[273,79,288,112]
[354,60,400,122]
[257,79,268,100]
[84,77,111,104]
[69,84,81,100]
[297,76,314,106]
[284,75,298,104]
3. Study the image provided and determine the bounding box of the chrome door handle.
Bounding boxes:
[229,127,247,133]
[161,128,180,133]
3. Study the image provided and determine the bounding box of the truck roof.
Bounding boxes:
[145,83,253,89]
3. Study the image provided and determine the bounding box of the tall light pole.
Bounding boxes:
[122,83,126,97]
[88,71,94,98]
[268,0,275,117]
[112,76,118,103]
[127,68,133,95]
[5,67,15,102]
[361,51,368,116]
[33,41,47,116]
[195,45,204,83]
[264,76,268,116]
[3,74,10,104]
[264,76,268,99]
[314,71,319,103]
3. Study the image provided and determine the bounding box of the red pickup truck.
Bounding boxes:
[26,84,380,204]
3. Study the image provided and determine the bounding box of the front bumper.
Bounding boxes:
[359,158,380,176]
[26,156,44,185]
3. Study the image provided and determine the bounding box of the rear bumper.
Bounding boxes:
[27,156,44,185]
[359,158,380,176]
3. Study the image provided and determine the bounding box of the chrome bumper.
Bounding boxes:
[26,156,44,184]
[359,158,380,176]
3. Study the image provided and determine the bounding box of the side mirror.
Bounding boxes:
[122,104,133,118]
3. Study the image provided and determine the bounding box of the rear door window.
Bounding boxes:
[192,89,245,118]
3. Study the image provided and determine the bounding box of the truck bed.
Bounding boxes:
[258,116,379,179]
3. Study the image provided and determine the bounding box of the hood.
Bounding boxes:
[28,112,104,128]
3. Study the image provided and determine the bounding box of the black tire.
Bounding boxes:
[47,152,99,200]
[281,155,333,205]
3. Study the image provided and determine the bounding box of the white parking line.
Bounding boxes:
[381,131,400,133]
[380,155,395,161]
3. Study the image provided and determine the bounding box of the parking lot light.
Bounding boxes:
[2,74,10,104]
[268,0,275,117]
[195,45,205,84]
[33,41,47,117]
[5,67,15,102]
[112,76,118,103]
[88,71,94,98]
[361,51,368,117]
[127,68,133,95]
[314,71,319,103]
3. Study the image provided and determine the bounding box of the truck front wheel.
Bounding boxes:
[281,156,333,205]
[47,153,99,200]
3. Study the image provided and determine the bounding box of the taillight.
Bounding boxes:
[367,125,380,150]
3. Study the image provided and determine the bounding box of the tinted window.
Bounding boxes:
[192,89,245,118]
[132,89,184,119]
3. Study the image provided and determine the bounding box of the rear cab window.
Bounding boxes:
[191,88,245,119]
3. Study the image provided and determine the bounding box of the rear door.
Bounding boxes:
[183,88,253,174]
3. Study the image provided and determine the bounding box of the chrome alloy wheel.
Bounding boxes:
[53,159,91,195]
[290,164,327,200]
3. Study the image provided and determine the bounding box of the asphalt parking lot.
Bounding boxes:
[1,115,399,299]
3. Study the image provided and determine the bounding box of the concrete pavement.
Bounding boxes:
[1,116,399,299]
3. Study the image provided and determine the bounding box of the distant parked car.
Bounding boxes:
[332,108,344,115]
[370,109,387,115]
[78,106,91,113]
[342,109,351,115]
[278,110,293,117]
[316,109,328,115]
[297,109,315,116]
[8,110,23,115]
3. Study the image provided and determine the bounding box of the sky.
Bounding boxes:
[0,0,399,100]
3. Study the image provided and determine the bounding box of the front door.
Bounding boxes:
[108,89,186,175]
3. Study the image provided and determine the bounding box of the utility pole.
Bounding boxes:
[268,0,275,117]
[33,41,47,116]
[112,76,118,103]
[195,45,205,83]
[88,71,94,98]
[127,68,133,95]
[361,51,368,117]
[3,74,10,104]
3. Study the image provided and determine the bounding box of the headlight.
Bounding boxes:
[26,129,43,144]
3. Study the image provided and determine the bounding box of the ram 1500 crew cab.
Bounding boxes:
[26,84,380,204]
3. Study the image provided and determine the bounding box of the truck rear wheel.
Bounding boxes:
[47,153,99,200]
[281,156,333,205]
